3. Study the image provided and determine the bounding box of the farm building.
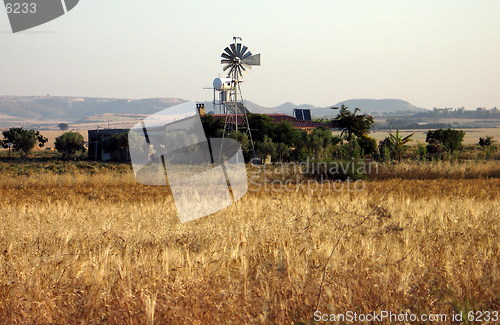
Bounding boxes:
[88,129,130,161]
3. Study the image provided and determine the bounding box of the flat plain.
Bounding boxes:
[0,161,498,324]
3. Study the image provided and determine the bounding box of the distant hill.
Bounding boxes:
[0,96,427,125]
[236,101,315,115]
[0,96,186,121]
[244,99,427,117]
[331,99,427,114]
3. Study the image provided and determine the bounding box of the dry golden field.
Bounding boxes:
[0,162,498,324]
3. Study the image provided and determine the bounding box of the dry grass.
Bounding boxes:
[0,166,498,324]
[373,160,500,180]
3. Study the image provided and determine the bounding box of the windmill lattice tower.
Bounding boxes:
[212,37,260,157]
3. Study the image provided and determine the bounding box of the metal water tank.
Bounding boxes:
[213,78,233,91]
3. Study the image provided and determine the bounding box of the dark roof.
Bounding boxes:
[88,129,129,136]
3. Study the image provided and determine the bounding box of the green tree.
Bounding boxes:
[331,104,374,141]
[333,136,362,160]
[306,127,336,160]
[275,142,291,162]
[426,129,465,155]
[269,121,303,147]
[229,131,250,156]
[256,135,276,162]
[200,115,224,138]
[247,114,273,142]
[347,137,362,159]
[58,123,70,131]
[55,132,86,158]
[357,135,378,156]
[1,128,48,157]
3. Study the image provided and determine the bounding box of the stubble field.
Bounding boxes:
[0,162,498,324]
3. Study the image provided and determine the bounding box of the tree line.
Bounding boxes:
[202,105,493,163]
[0,106,496,163]
[0,128,85,158]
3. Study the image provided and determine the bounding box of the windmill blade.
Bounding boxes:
[221,59,233,64]
[230,44,237,57]
[240,64,246,72]
[240,46,248,58]
[242,51,252,60]
[236,43,242,57]
[221,53,233,60]
[243,53,260,66]
[223,64,232,71]
[224,47,234,57]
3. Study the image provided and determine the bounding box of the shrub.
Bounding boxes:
[55,132,86,158]
[378,138,392,162]
[306,127,335,160]
[426,129,465,155]
[255,136,276,162]
[416,143,427,160]
[378,130,414,162]
[275,142,291,162]
[1,128,48,157]
[200,115,224,138]
[230,131,251,159]
[332,137,362,160]
[478,136,497,159]
[357,135,377,156]
[479,136,494,147]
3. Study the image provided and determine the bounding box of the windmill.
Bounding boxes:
[212,37,260,157]
[221,37,261,83]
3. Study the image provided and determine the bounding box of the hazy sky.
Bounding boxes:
[1,0,498,109]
